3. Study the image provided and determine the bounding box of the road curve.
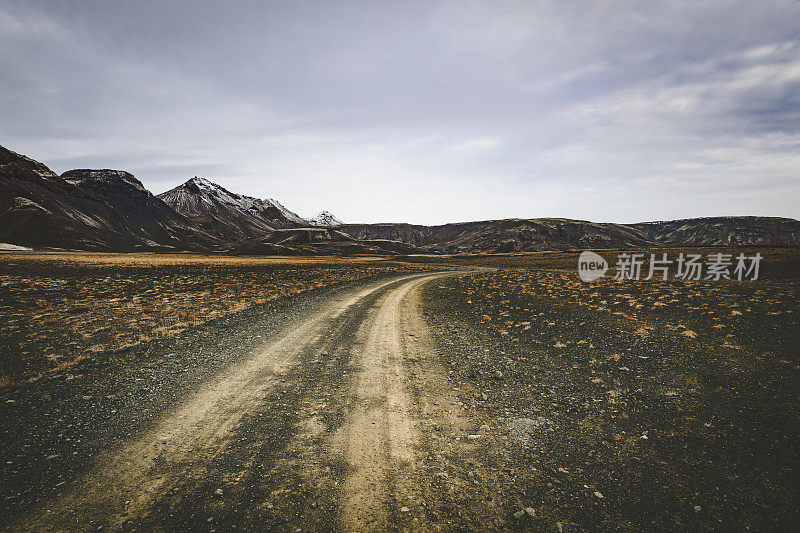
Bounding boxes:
[8,270,466,532]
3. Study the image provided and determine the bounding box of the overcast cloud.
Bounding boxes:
[1,0,799,224]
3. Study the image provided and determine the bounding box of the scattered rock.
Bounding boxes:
[509,417,553,446]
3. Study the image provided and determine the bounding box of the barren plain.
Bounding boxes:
[0,249,798,531]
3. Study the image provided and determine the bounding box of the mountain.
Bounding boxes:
[629,217,800,246]
[308,211,343,226]
[2,145,798,255]
[339,218,651,253]
[157,177,305,241]
[225,227,426,256]
[0,146,214,251]
[339,217,800,253]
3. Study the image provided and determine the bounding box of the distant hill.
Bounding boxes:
[339,219,650,253]
[338,217,800,253]
[629,217,800,246]
[223,227,426,256]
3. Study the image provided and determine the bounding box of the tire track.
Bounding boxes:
[332,274,454,531]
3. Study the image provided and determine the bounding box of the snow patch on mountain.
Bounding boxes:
[308,211,343,226]
[61,169,146,191]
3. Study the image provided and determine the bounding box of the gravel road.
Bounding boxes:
[1,271,469,531]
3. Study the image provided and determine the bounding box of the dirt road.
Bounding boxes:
[4,271,472,531]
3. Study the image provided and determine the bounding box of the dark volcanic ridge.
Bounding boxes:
[2,145,798,254]
[0,148,215,252]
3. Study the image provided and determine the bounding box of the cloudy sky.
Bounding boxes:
[2,1,799,224]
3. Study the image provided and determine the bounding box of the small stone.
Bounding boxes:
[214,488,223,497]
[694,505,702,512]
[493,370,503,380]
[400,506,410,512]
[513,509,525,519]
[525,507,536,518]
[594,491,604,499]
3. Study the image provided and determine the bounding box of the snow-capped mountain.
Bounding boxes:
[157,177,305,241]
[308,211,343,226]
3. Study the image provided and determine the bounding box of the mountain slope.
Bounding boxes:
[225,227,427,256]
[628,217,800,246]
[0,147,214,251]
[339,219,651,253]
[339,216,800,253]
[157,178,305,241]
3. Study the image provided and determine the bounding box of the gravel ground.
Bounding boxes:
[419,265,799,531]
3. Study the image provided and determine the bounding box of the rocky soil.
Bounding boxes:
[418,249,800,530]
